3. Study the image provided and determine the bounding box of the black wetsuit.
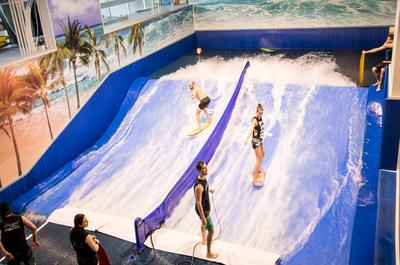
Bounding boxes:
[194,178,210,218]
[0,215,33,265]
[70,227,99,265]
[252,116,264,149]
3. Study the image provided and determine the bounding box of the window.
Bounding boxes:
[101,0,161,26]
[0,0,56,67]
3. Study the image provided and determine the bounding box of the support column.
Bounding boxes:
[37,0,56,51]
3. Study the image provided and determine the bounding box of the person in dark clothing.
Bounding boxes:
[362,33,394,91]
[70,214,99,265]
[246,103,265,183]
[194,160,218,259]
[0,203,40,265]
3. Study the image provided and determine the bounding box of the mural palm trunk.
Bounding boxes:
[96,60,101,81]
[8,117,22,176]
[61,69,72,118]
[63,81,72,118]
[72,61,80,109]
[116,44,121,67]
[43,100,54,140]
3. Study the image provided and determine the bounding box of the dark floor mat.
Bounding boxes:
[7,223,223,265]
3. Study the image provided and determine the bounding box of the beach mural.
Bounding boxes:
[192,0,397,30]
[48,0,103,37]
[0,6,194,187]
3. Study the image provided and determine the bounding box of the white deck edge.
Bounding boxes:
[48,206,136,243]
[48,207,281,265]
[146,227,281,265]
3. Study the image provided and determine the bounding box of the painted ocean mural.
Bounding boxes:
[191,0,397,30]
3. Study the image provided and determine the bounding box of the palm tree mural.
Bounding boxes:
[128,23,145,57]
[60,17,91,109]
[85,26,110,82]
[0,117,9,187]
[46,43,72,119]
[23,59,55,140]
[0,116,9,139]
[105,32,127,68]
[0,67,35,176]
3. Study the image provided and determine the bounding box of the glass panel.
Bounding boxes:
[101,0,154,25]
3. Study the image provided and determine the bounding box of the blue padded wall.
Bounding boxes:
[0,34,195,206]
[350,72,389,264]
[380,99,400,171]
[10,77,149,213]
[374,170,396,265]
[196,27,389,49]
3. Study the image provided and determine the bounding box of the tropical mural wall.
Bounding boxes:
[0,5,194,187]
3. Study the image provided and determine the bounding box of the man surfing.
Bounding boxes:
[188,81,212,129]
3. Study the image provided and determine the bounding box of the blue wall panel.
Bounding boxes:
[350,74,389,264]
[196,27,389,49]
[10,77,149,213]
[380,99,400,171]
[0,34,196,206]
[375,170,396,265]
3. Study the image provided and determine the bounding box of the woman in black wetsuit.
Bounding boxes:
[246,103,265,183]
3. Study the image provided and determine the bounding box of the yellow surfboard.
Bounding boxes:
[260,48,276,53]
[359,53,365,87]
[187,122,210,136]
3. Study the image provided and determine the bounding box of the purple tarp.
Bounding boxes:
[134,61,250,252]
